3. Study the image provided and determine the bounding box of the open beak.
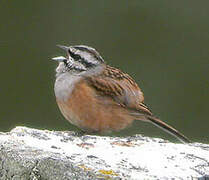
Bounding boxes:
[52,45,70,62]
[52,56,67,62]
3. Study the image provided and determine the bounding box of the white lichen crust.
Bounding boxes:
[0,126,208,180]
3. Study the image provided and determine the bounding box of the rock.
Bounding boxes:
[0,126,208,180]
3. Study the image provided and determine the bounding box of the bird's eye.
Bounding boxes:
[68,50,81,61]
[73,54,81,60]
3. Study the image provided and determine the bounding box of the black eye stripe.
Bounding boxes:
[68,50,81,60]
[68,49,95,68]
[74,46,104,63]
[80,57,95,68]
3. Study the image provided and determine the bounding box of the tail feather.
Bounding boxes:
[146,115,191,143]
[130,103,190,143]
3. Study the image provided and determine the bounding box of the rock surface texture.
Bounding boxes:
[0,126,208,180]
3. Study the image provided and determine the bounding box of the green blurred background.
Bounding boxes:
[0,1,208,143]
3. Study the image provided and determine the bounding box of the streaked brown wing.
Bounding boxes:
[86,65,152,116]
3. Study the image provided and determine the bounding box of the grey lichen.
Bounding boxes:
[0,126,208,180]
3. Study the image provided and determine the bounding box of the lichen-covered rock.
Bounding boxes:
[0,126,208,180]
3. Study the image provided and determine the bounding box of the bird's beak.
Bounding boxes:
[52,45,71,62]
[56,45,69,51]
[52,45,69,62]
[52,56,67,62]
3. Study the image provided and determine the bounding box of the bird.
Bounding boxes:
[52,44,190,143]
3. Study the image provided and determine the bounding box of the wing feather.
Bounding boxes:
[86,65,152,116]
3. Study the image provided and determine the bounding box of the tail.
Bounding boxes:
[146,115,191,143]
